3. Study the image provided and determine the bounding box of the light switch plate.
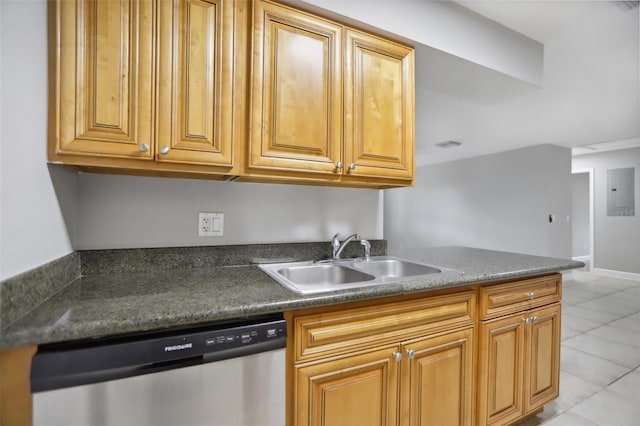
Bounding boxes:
[199,212,224,237]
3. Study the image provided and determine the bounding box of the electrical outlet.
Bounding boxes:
[199,213,224,237]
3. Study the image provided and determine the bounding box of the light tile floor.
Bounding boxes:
[521,269,640,426]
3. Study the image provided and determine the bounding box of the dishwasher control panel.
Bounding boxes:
[152,318,287,362]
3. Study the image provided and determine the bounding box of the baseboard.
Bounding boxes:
[592,268,640,281]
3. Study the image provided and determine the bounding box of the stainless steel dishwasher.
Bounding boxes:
[31,314,286,426]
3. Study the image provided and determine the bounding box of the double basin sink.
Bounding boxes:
[259,256,462,295]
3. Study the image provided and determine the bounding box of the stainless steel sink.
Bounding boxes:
[258,256,462,295]
[352,259,441,278]
[276,264,375,285]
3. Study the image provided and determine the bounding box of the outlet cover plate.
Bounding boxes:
[199,212,224,237]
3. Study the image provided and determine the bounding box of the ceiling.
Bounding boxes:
[415,0,640,165]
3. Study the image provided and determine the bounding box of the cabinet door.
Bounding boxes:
[525,303,561,413]
[52,0,155,159]
[343,29,414,180]
[295,346,399,426]
[401,328,474,426]
[249,0,343,176]
[157,0,234,167]
[478,314,526,426]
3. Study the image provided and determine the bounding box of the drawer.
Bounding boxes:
[289,290,476,363]
[479,274,562,320]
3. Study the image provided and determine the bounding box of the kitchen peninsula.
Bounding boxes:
[1,245,582,426]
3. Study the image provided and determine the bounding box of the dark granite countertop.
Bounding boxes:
[0,247,582,349]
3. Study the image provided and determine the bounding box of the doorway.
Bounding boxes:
[571,168,594,271]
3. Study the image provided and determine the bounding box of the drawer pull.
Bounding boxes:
[526,292,536,299]
[392,352,402,362]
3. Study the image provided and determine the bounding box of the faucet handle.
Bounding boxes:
[360,239,371,260]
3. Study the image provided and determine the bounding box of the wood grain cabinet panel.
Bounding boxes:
[344,29,415,180]
[295,346,399,426]
[479,274,562,320]
[50,0,237,177]
[402,328,474,426]
[246,0,415,187]
[291,291,475,363]
[287,291,476,426]
[525,304,561,414]
[478,313,526,426]
[51,0,155,159]
[157,0,235,166]
[478,298,561,426]
[249,0,343,176]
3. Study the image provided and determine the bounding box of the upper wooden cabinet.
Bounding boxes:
[49,0,156,160]
[49,0,415,187]
[49,0,237,176]
[245,0,415,187]
[248,0,343,179]
[156,0,235,167]
[344,29,414,181]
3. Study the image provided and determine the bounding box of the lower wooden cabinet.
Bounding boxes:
[288,275,562,426]
[477,303,561,426]
[287,290,476,426]
[293,328,474,426]
[295,345,399,426]
[402,328,474,426]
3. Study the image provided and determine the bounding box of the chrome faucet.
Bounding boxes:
[331,233,360,260]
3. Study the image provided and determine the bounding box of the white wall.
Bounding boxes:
[571,173,590,258]
[299,0,543,85]
[384,144,572,259]
[76,174,382,249]
[0,0,76,280]
[573,148,640,274]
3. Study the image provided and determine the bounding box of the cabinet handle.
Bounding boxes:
[160,146,170,155]
[406,349,416,359]
[335,162,343,171]
[138,144,149,153]
[526,292,536,299]
[532,316,539,324]
[392,352,402,362]
[348,163,356,171]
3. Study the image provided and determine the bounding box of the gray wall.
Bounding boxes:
[76,174,382,250]
[0,1,77,280]
[571,173,590,258]
[384,144,572,259]
[573,148,640,274]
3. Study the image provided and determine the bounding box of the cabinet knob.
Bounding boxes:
[348,163,356,171]
[160,146,170,155]
[523,317,531,324]
[532,316,539,324]
[392,352,402,362]
[335,162,343,171]
[406,349,416,359]
[138,144,150,153]
[526,292,535,299]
